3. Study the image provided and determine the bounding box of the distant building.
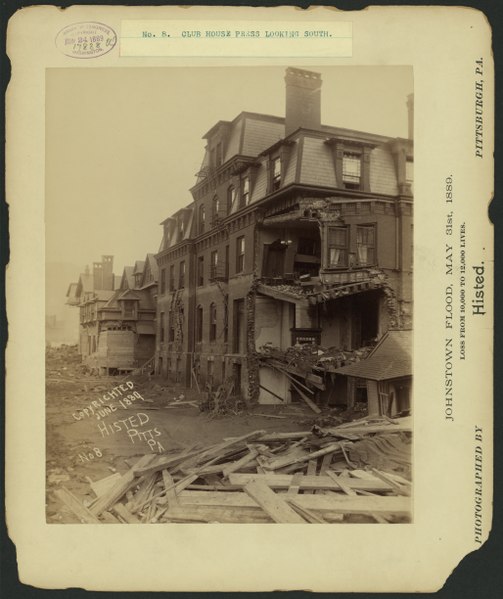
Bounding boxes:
[154,67,413,412]
[67,254,158,374]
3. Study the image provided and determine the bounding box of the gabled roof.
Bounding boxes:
[133,260,145,276]
[334,330,412,381]
[140,253,159,288]
[78,273,94,294]
[120,266,135,290]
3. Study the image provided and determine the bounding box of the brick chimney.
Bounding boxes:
[406,93,414,140]
[285,67,322,136]
[93,262,103,290]
[101,255,114,290]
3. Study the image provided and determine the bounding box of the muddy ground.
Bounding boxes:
[46,346,343,523]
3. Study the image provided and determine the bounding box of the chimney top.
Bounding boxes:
[284,67,322,136]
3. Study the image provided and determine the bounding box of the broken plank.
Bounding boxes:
[90,454,156,516]
[228,473,393,493]
[162,470,179,507]
[54,488,101,524]
[244,480,307,523]
[222,448,259,478]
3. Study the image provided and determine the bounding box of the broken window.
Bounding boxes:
[209,302,217,341]
[326,226,348,268]
[196,305,203,342]
[271,156,281,191]
[342,152,362,189]
[179,261,186,288]
[236,236,245,273]
[197,256,204,286]
[356,225,376,266]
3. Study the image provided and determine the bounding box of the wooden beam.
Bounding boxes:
[228,473,393,493]
[222,448,259,478]
[244,480,307,523]
[177,490,411,516]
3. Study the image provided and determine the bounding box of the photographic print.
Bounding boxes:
[45,65,414,525]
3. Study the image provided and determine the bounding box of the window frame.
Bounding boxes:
[210,249,218,279]
[236,236,245,274]
[356,224,377,267]
[197,255,204,287]
[209,302,217,342]
[196,305,203,343]
[342,151,362,190]
[198,204,206,235]
[179,260,185,289]
[240,176,250,208]
[271,156,281,191]
[325,225,349,269]
[169,264,175,291]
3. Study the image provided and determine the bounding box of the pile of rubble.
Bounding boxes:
[54,416,412,524]
[258,342,375,374]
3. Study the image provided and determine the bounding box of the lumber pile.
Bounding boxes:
[54,418,412,524]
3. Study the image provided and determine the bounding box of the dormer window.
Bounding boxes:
[271,156,281,191]
[178,217,185,241]
[342,152,362,190]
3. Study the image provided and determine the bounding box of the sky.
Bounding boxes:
[46,65,413,279]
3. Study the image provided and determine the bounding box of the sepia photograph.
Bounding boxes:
[46,65,414,524]
[6,4,493,591]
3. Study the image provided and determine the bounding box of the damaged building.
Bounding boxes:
[67,254,158,374]
[153,67,413,413]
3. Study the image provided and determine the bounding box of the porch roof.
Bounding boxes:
[334,330,412,381]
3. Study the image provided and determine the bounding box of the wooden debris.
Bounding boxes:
[54,487,101,523]
[243,480,307,523]
[54,421,412,524]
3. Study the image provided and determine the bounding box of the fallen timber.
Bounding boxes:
[54,417,412,524]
